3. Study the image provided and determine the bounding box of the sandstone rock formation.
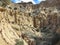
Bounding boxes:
[0,1,60,45]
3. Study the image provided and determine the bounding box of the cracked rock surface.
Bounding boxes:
[0,2,60,45]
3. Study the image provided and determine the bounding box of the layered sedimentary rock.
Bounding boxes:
[0,1,60,45]
[0,6,42,45]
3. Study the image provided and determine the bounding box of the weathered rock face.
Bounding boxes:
[0,6,42,45]
[40,0,60,8]
[0,7,34,45]
[0,2,60,45]
[0,0,11,7]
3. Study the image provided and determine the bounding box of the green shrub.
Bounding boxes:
[15,39,24,45]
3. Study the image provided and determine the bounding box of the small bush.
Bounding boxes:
[15,39,24,45]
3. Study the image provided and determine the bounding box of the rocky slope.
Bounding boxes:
[0,1,60,45]
[40,0,60,8]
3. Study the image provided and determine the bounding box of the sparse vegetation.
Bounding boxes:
[0,0,60,45]
[15,39,24,45]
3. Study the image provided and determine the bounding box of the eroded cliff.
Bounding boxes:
[0,2,60,45]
